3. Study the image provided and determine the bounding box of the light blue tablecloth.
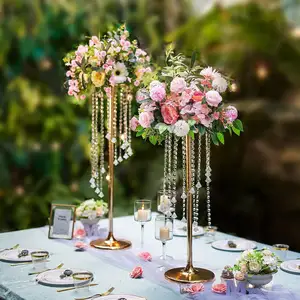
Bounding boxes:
[0,215,299,300]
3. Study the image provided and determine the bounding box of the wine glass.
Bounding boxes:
[134,200,152,248]
[155,215,173,261]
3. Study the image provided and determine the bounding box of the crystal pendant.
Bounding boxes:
[171,197,177,204]
[118,156,123,163]
[193,221,198,228]
[189,187,195,194]
[181,217,187,223]
[89,178,95,184]
[123,153,129,159]
[172,212,177,219]
[95,187,100,194]
[196,181,202,189]
[127,148,133,156]
[99,191,104,198]
[101,167,106,174]
[181,193,187,199]
[111,137,117,143]
[166,211,172,218]
[113,159,119,166]
[91,182,96,189]
[105,133,111,140]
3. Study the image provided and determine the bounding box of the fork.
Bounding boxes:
[74,287,115,300]
[28,263,64,275]
[0,244,20,253]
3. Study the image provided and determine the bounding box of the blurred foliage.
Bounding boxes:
[0,0,300,251]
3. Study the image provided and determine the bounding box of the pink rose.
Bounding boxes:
[130,266,143,278]
[161,104,179,125]
[225,105,238,123]
[180,89,194,105]
[150,85,166,102]
[205,90,222,107]
[170,77,187,94]
[139,112,154,128]
[198,114,212,127]
[138,252,152,262]
[130,117,140,131]
[212,283,227,294]
[73,228,86,238]
[193,102,210,115]
[213,112,220,120]
[182,283,204,294]
[74,241,88,251]
[192,91,204,102]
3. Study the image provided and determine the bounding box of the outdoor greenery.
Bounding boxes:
[1,0,300,251]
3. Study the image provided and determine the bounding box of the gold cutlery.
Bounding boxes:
[28,263,64,275]
[74,287,115,300]
[11,260,50,266]
[0,244,20,253]
[57,283,99,293]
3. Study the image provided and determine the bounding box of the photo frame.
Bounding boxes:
[48,204,76,240]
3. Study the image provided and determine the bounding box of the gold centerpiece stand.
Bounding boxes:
[164,135,215,283]
[90,87,131,250]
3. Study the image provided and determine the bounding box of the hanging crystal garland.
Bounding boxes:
[171,136,178,218]
[193,134,202,224]
[98,92,105,198]
[190,138,197,228]
[126,88,133,157]
[118,87,124,164]
[205,132,212,227]
[181,138,187,223]
[167,133,172,198]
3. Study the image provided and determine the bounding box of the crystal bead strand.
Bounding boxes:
[190,138,197,227]
[122,88,129,159]
[194,134,202,224]
[94,93,100,195]
[118,87,123,164]
[181,138,187,223]
[163,135,168,198]
[127,90,133,157]
[167,133,172,198]
[98,92,105,198]
[205,132,212,227]
[89,93,97,190]
[113,87,118,166]
[171,136,178,218]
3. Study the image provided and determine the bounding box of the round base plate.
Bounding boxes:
[165,267,215,283]
[90,238,131,250]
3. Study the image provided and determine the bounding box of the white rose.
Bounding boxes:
[76,207,83,217]
[88,211,97,220]
[212,76,228,93]
[84,199,95,206]
[173,120,190,137]
[249,261,261,273]
[262,249,272,256]
[241,249,254,260]
[82,210,92,217]
[263,256,276,265]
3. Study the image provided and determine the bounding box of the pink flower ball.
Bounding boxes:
[138,112,154,128]
[130,117,140,131]
[161,104,179,125]
[225,105,238,122]
[149,85,166,102]
[192,91,204,102]
[130,266,143,278]
[205,90,222,107]
[138,252,152,262]
[170,77,187,94]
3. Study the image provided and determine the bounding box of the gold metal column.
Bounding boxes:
[90,86,131,250]
[164,135,215,283]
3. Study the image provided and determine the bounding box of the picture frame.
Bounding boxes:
[48,204,76,240]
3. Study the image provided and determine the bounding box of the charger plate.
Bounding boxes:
[212,239,256,252]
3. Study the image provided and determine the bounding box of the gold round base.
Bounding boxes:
[165,267,215,284]
[90,238,131,250]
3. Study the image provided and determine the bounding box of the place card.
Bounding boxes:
[48,204,76,240]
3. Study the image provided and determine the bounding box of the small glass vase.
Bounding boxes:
[134,199,152,248]
[155,215,173,261]
[80,218,101,237]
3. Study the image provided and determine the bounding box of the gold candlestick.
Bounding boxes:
[90,86,132,250]
[164,135,215,283]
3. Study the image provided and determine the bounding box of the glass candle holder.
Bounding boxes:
[155,215,173,261]
[30,251,49,272]
[273,244,289,261]
[72,272,93,294]
[204,225,218,243]
[134,199,151,248]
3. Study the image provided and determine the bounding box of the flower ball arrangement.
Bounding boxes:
[63,24,151,99]
[131,47,243,144]
[76,199,108,220]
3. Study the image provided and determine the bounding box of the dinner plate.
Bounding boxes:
[0,248,40,263]
[280,260,300,275]
[173,220,204,237]
[93,295,146,300]
[212,239,256,252]
[36,268,92,287]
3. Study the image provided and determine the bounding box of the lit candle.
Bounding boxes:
[137,209,149,222]
[160,227,170,241]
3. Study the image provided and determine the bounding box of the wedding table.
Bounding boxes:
[0,215,299,300]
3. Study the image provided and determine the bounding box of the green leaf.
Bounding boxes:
[158,124,168,134]
[149,135,157,145]
[136,130,144,137]
[211,133,219,146]
[142,132,147,139]
[188,130,195,139]
[190,50,199,68]
[136,125,143,132]
[228,127,232,136]
[232,126,240,136]
[217,132,225,144]
[188,119,196,126]
[199,126,206,135]
[233,119,244,132]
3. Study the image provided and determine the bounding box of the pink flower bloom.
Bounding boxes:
[149,85,166,102]
[146,56,150,62]
[213,112,220,120]
[170,77,187,94]
[139,111,154,128]
[73,228,86,238]
[192,91,204,102]
[130,117,140,131]
[134,80,140,87]
[199,114,212,127]
[80,95,86,100]
[193,102,210,115]
[180,89,194,106]
[115,47,121,53]
[212,283,227,294]
[161,104,179,125]
[225,105,238,123]
[130,266,143,278]
[180,104,193,115]
[109,76,116,86]
[74,241,88,250]
[205,90,222,107]
[138,252,152,262]
[100,51,106,57]
[200,67,221,80]
[140,102,156,112]
[136,49,146,56]
[182,283,205,294]
[200,78,212,88]
[66,71,72,77]
[68,90,74,96]
[75,45,88,56]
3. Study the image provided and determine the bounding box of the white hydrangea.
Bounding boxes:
[262,249,272,256]
[212,76,228,93]
[173,120,190,137]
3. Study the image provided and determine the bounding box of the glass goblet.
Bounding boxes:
[155,215,173,261]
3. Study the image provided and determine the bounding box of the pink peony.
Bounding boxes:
[182,283,205,294]
[180,89,194,105]
[192,91,204,102]
[130,117,140,131]
[193,103,210,115]
[225,105,238,123]
[149,85,166,102]
[161,104,179,125]
[138,252,152,262]
[180,104,193,115]
[139,112,154,128]
[205,90,222,107]
[170,77,187,94]
[130,266,143,278]
[198,114,212,127]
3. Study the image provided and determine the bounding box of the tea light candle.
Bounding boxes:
[159,227,170,241]
[137,209,149,222]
